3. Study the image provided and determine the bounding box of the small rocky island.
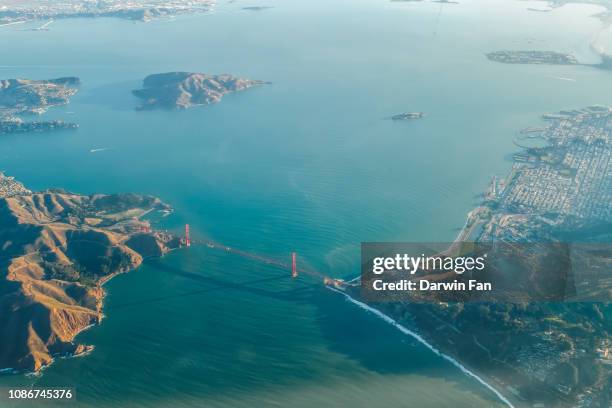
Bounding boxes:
[242,6,274,11]
[132,72,267,110]
[0,175,182,373]
[0,77,80,134]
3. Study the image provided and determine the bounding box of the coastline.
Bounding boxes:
[34,247,183,375]
[0,185,180,375]
[326,286,516,408]
[1,254,160,376]
[0,261,133,376]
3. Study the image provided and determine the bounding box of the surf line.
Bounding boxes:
[326,287,515,408]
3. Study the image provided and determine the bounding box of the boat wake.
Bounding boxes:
[327,287,515,408]
[90,147,111,153]
[552,76,576,82]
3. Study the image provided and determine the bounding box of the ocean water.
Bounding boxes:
[1,0,611,406]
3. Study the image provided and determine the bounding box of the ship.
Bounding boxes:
[391,112,425,120]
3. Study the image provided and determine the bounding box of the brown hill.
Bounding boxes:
[132,72,266,110]
[0,189,179,372]
[0,77,80,115]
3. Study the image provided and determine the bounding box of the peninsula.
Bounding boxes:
[0,117,78,133]
[353,106,612,407]
[0,77,79,115]
[0,77,80,134]
[0,175,182,373]
[132,72,267,110]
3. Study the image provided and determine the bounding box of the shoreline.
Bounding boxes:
[0,244,180,376]
[326,286,516,408]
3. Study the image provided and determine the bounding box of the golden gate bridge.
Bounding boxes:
[2,223,350,289]
[180,224,347,287]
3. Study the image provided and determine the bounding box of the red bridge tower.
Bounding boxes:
[291,252,298,278]
[185,224,191,247]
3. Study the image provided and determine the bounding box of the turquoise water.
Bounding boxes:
[1,0,612,406]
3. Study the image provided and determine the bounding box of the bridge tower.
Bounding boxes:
[185,224,191,247]
[291,252,298,278]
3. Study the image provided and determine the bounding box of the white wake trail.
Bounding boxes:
[90,147,111,153]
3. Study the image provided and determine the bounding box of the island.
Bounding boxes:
[242,6,275,11]
[0,77,80,134]
[132,72,267,110]
[486,50,579,65]
[486,49,612,71]
[0,174,182,373]
[0,0,215,25]
[351,106,612,407]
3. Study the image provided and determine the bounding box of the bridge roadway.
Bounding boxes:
[191,239,331,281]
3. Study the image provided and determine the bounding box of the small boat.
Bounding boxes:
[391,112,425,120]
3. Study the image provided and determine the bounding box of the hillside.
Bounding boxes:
[132,72,267,110]
[0,77,79,115]
[0,186,180,373]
